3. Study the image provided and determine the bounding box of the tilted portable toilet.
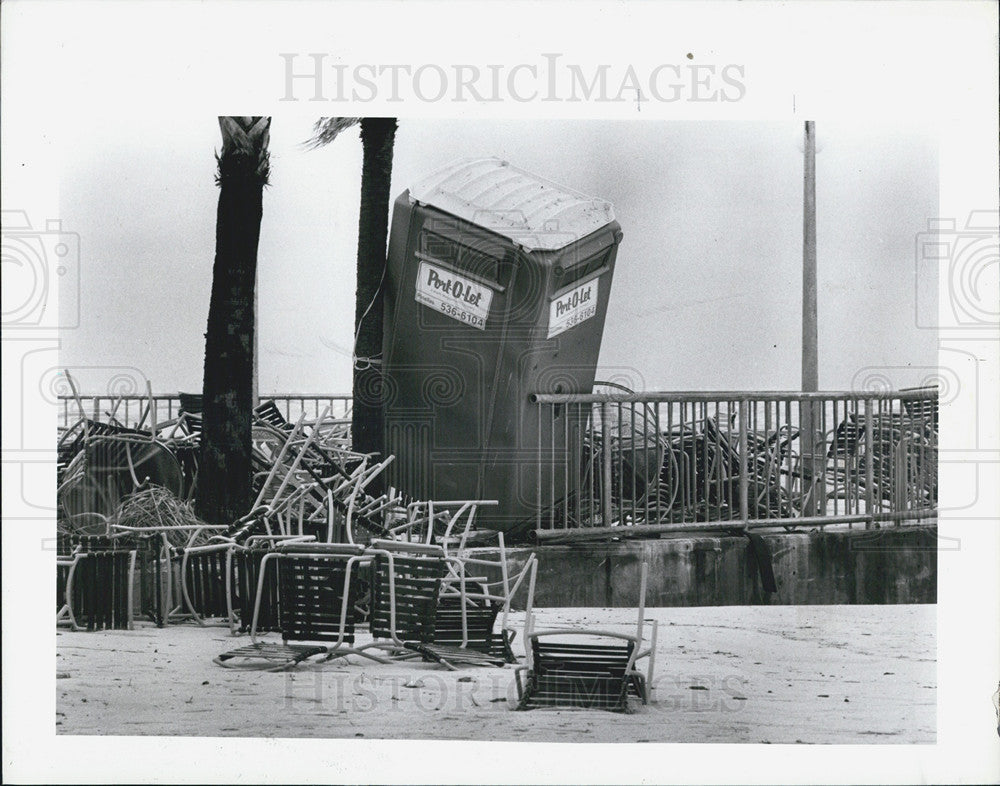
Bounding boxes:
[382,158,622,538]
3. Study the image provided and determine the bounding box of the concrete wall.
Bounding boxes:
[477,524,938,607]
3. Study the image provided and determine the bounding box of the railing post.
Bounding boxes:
[601,401,613,528]
[536,402,542,533]
[864,397,875,528]
[738,398,749,526]
[800,399,815,517]
[893,436,908,517]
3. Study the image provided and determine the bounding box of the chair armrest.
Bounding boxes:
[178,541,236,556]
[244,534,316,548]
[528,628,643,643]
[368,539,446,556]
[441,575,489,584]
[277,541,365,555]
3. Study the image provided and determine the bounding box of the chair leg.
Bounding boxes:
[511,666,530,709]
[646,619,658,696]
[62,559,81,631]
[126,551,137,630]
[323,647,392,666]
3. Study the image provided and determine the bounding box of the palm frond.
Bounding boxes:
[304,117,361,149]
[216,116,271,186]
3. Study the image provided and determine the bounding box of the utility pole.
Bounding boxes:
[801,120,821,516]
[802,120,818,393]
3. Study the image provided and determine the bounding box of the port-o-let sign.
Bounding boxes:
[415,261,493,330]
[548,277,599,338]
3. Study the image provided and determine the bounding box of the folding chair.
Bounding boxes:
[358,539,503,669]
[111,519,230,626]
[177,534,241,632]
[56,535,84,629]
[214,543,388,670]
[56,535,137,631]
[435,505,537,663]
[514,560,658,712]
[250,409,396,544]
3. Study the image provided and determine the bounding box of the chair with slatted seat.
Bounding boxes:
[363,541,447,651]
[177,527,308,634]
[370,499,534,666]
[362,539,512,669]
[362,541,502,668]
[176,535,238,630]
[56,534,138,631]
[56,534,84,629]
[214,543,388,670]
[435,509,538,665]
[429,593,515,663]
[514,560,657,712]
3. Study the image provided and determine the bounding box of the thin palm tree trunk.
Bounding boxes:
[197,117,270,526]
[352,117,397,465]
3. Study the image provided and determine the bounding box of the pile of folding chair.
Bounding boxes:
[212,498,537,671]
[211,490,659,713]
[56,380,661,712]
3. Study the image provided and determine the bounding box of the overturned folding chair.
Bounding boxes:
[249,408,396,544]
[214,543,388,670]
[434,505,537,664]
[514,560,657,712]
[364,539,508,669]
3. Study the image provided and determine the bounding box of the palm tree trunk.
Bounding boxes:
[197,116,270,526]
[352,117,397,463]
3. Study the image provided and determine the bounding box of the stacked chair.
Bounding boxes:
[57,533,138,631]
[213,496,537,672]
[58,392,660,709]
[128,404,396,631]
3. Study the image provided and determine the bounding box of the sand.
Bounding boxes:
[55,604,934,744]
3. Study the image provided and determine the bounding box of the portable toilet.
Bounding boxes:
[382,157,622,538]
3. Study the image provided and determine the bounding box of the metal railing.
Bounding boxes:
[58,395,353,431]
[60,388,938,541]
[531,388,937,541]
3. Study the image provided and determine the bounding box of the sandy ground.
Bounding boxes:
[56,604,934,744]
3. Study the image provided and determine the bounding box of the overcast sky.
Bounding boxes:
[56,117,938,396]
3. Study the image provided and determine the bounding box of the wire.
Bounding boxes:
[352,259,388,371]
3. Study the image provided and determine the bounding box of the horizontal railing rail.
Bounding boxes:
[531,389,939,403]
[532,387,937,541]
[60,388,938,541]
[58,395,353,431]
